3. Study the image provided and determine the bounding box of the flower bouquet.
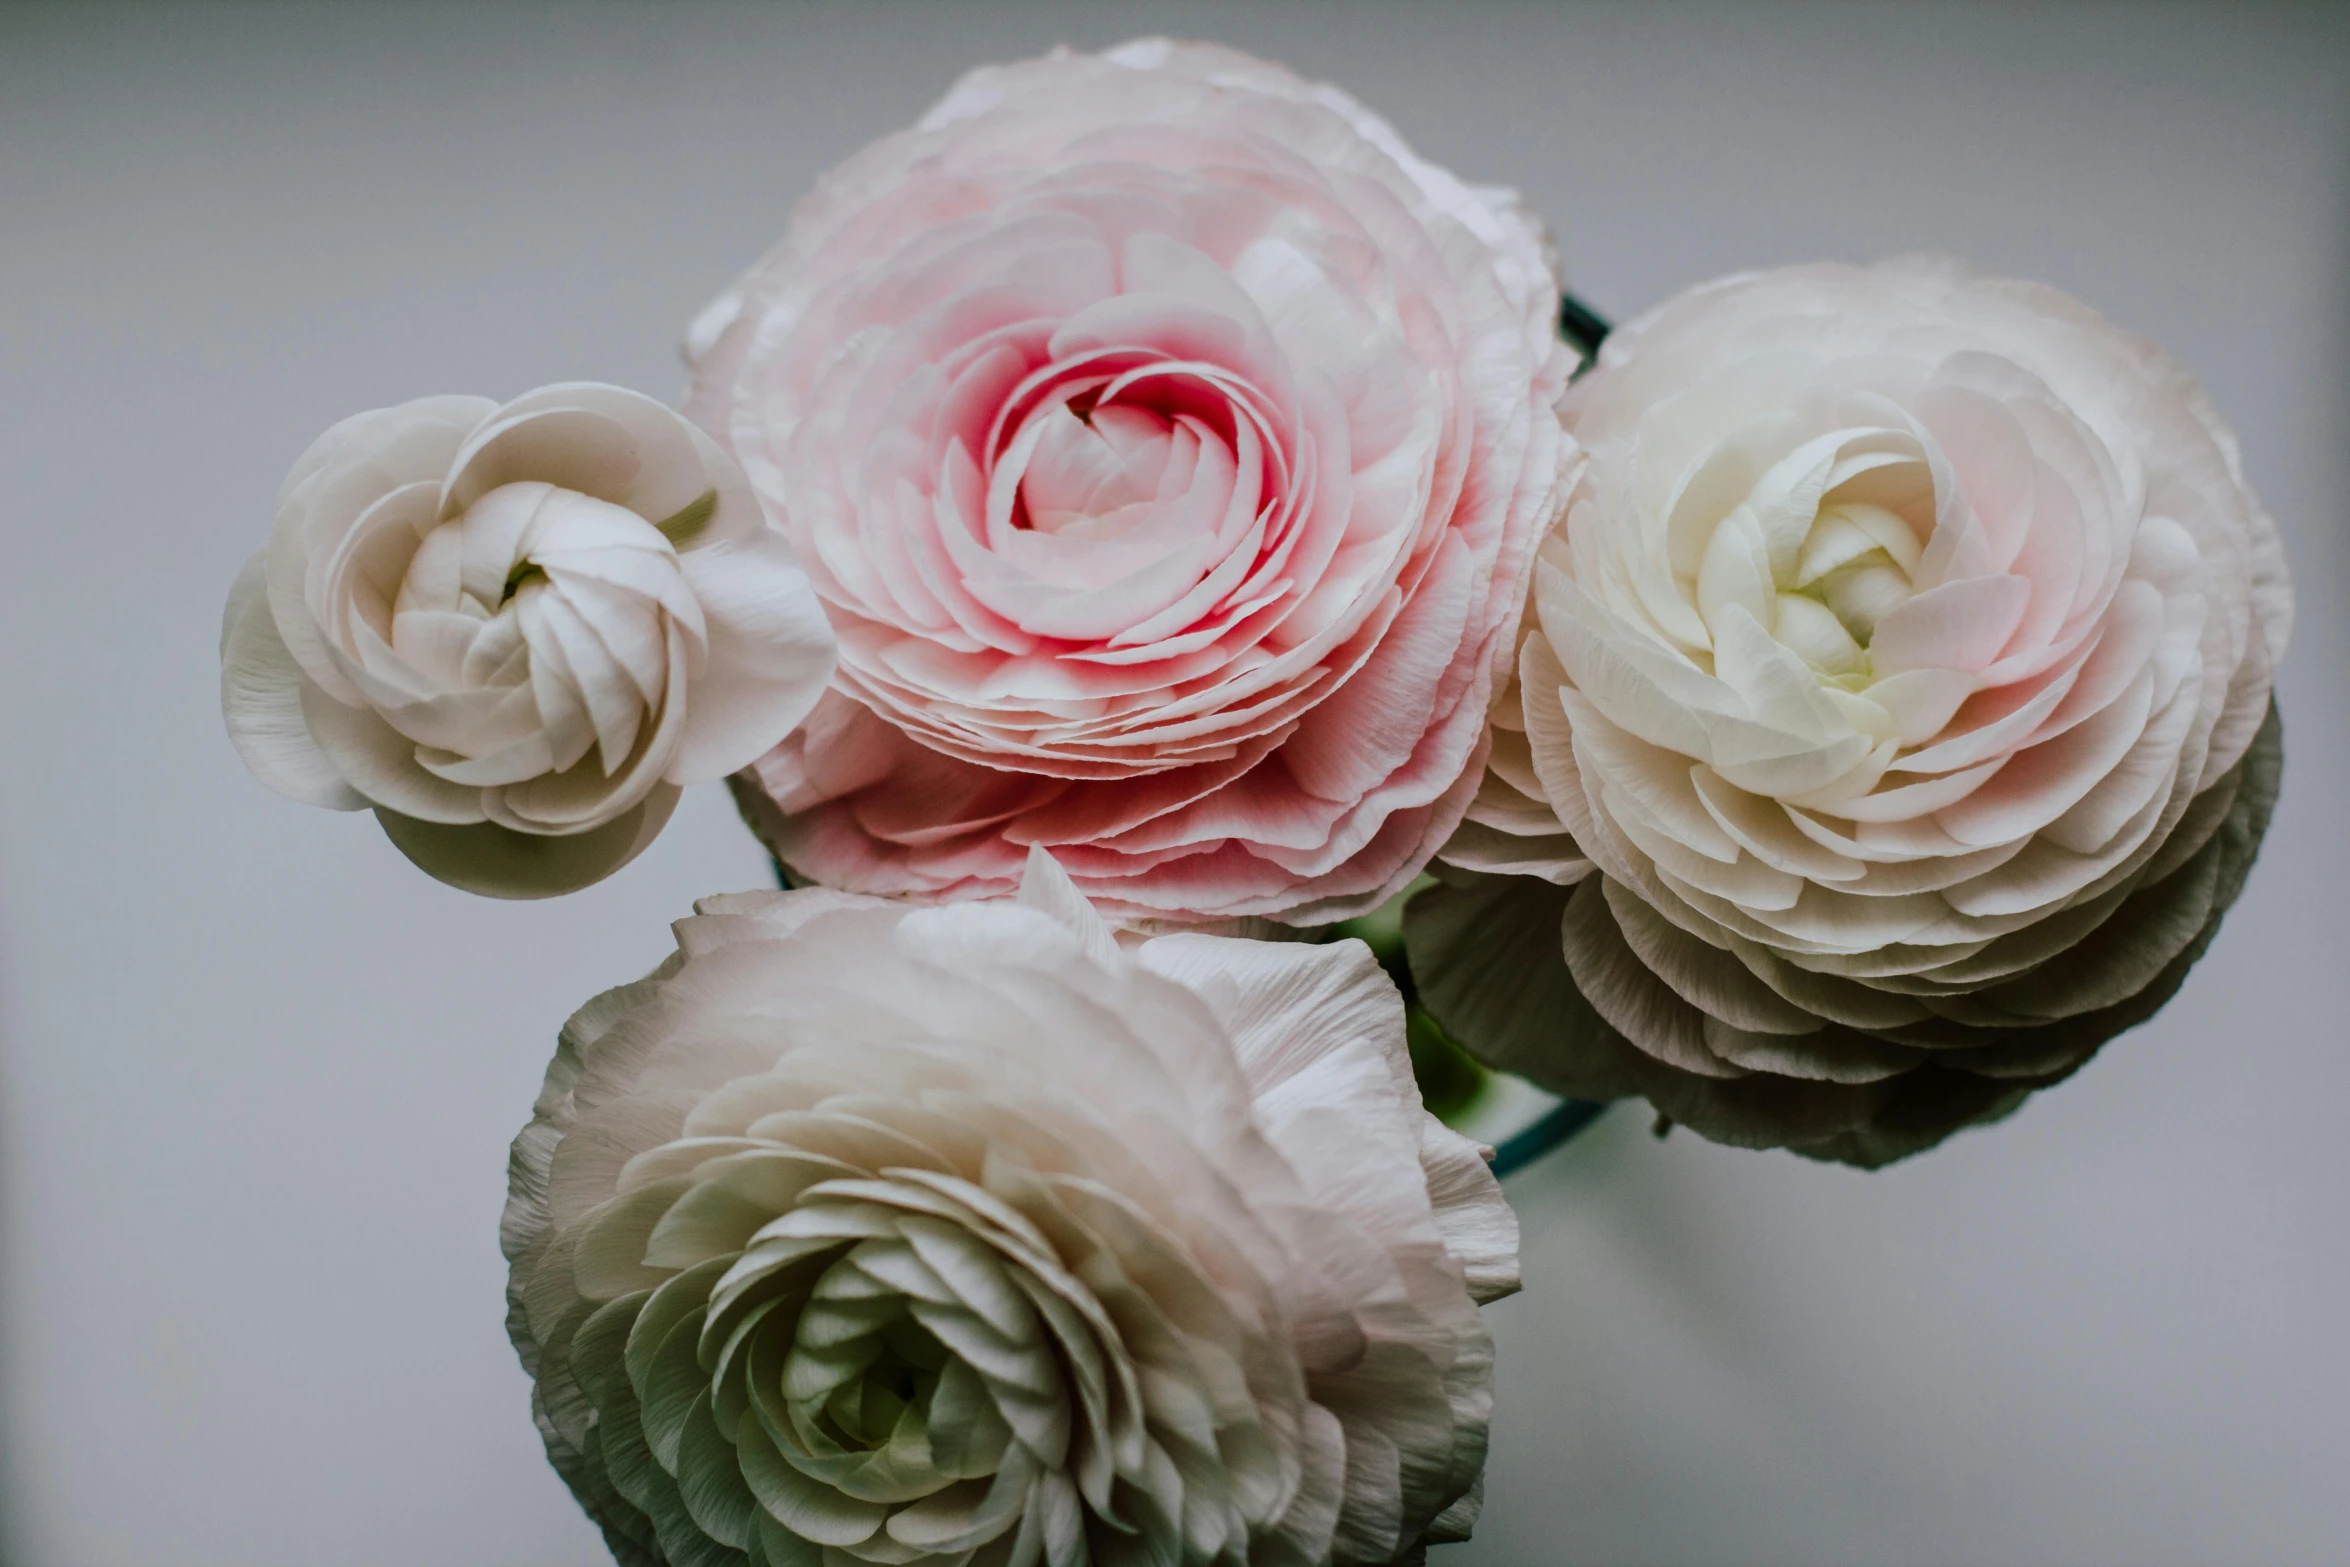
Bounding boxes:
[221,40,2290,1566]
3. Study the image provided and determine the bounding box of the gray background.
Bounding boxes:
[3,3,2345,1563]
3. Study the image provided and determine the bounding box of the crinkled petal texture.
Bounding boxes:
[220,383,835,897]
[1425,258,2292,1160]
[692,39,1572,925]
[503,850,1518,1567]
[1414,702,2280,1166]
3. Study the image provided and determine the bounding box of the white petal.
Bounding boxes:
[1416,1118,1520,1305]
[668,525,835,782]
[220,553,366,809]
[1014,846,1122,966]
[300,679,483,823]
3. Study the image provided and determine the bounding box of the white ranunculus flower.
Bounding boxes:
[1426,258,2292,1160]
[221,384,834,897]
[504,849,1517,1566]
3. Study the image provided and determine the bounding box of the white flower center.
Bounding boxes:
[384,480,705,787]
[1677,429,1932,689]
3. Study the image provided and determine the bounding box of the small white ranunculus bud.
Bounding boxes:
[222,383,834,896]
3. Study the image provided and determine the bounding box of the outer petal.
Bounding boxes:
[375,783,680,900]
[1416,705,2283,1166]
[219,553,366,810]
[1137,931,1519,1303]
[667,521,835,783]
[300,680,486,824]
[266,394,494,705]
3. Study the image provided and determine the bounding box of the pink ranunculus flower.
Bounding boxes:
[1422,258,2293,1161]
[689,39,1573,923]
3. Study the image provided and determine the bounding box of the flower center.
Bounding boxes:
[799,1309,948,1454]
[1781,496,1924,670]
[379,481,702,784]
[1686,436,1932,689]
[1017,397,1183,538]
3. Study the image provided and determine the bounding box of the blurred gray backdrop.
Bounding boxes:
[3,3,2346,1564]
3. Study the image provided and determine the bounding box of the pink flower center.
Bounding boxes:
[1016,399,1181,537]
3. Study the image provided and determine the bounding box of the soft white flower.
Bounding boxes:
[221,384,834,897]
[503,849,1517,1566]
[1427,258,2292,1160]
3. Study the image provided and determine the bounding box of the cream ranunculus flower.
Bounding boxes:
[1423,258,2292,1162]
[504,849,1518,1566]
[221,384,834,897]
